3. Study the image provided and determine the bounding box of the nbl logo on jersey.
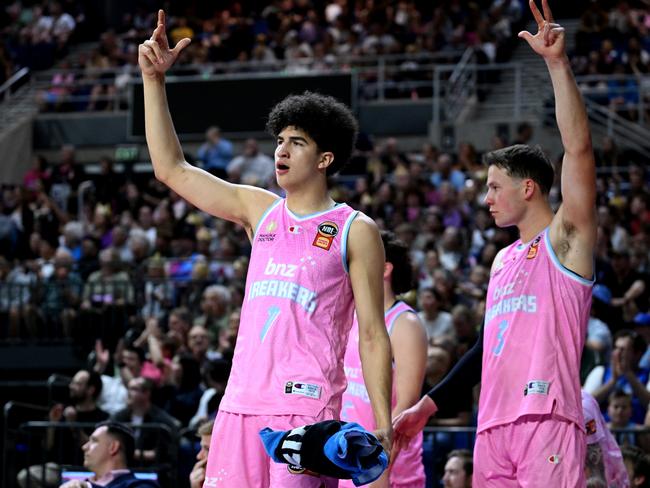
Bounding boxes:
[312,221,338,251]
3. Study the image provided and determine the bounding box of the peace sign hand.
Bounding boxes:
[518,0,566,61]
[139,10,191,79]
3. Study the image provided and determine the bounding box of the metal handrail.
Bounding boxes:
[30,50,466,81]
[585,98,650,153]
[0,67,30,103]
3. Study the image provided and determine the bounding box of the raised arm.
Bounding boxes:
[519,0,596,278]
[347,215,393,455]
[139,10,277,235]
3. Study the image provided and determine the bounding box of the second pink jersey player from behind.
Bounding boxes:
[340,302,426,488]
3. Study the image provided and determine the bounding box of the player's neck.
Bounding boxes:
[517,203,554,243]
[285,186,335,216]
[384,286,396,312]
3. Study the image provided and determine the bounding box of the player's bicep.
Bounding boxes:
[552,151,597,258]
[163,162,279,230]
[348,216,385,341]
[391,313,427,413]
[559,150,597,228]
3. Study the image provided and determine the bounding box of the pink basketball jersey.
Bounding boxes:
[479,227,593,433]
[341,301,425,487]
[220,199,359,417]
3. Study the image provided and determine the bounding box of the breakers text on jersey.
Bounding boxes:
[248,258,318,313]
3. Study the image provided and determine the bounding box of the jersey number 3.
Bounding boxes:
[492,320,508,356]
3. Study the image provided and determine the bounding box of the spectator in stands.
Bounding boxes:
[139,257,170,320]
[49,144,83,213]
[186,325,218,366]
[442,449,473,488]
[431,153,465,192]
[512,122,533,145]
[59,421,161,488]
[586,285,614,367]
[38,248,83,337]
[457,265,489,308]
[584,329,650,424]
[112,377,180,464]
[622,445,650,488]
[79,248,134,349]
[162,353,204,426]
[0,255,35,338]
[166,307,192,351]
[23,155,52,192]
[189,419,213,488]
[189,358,231,429]
[450,304,478,358]
[418,287,453,343]
[109,226,132,264]
[93,340,128,416]
[606,389,646,449]
[59,220,84,261]
[77,236,100,280]
[17,370,108,487]
[193,284,231,336]
[422,345,452,396]
[437,226,464,272]
[118,345,162,387]
[607,249,649,323]
[196,126,233,178]
[226,138,275,186]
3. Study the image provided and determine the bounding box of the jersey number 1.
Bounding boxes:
[260,306,281,342]
[492,320,508,356]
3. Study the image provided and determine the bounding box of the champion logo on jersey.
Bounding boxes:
[288,225,302,234]
[547,454,561,464]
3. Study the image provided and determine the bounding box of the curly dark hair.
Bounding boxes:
[381,231,414,295]
[266,92,358,175]
[482,144,555,195]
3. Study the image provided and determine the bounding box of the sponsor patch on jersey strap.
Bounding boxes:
[523,380,550,396]
[526,235,542,259]
[285,381,322,399]
[586,419,597,436]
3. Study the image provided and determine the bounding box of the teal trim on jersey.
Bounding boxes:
[384,301,401,317]
[544,227,594,286]
[341,211,359,274]
[285,202,345,221]
[253,198,283,239]
[386,302,415,335]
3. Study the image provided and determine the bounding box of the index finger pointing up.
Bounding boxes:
[529,0,544,27]
[542,0,555,23]
[158,9,165,27]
